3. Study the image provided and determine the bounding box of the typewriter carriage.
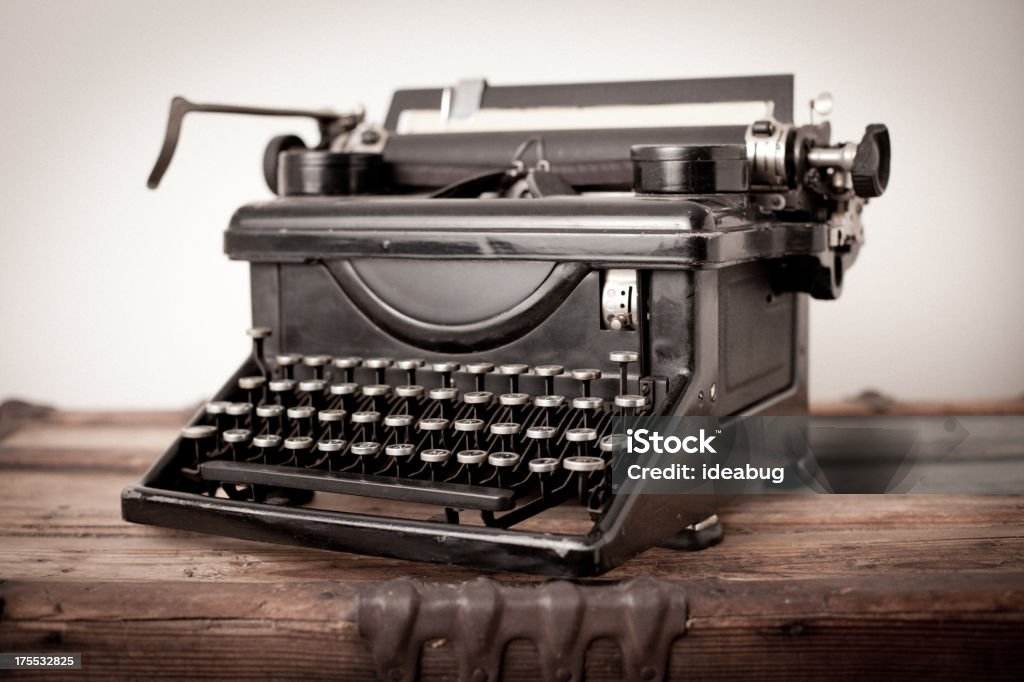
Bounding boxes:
[123,75,889,576]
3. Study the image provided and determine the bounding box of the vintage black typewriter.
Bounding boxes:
[123,76,890,576]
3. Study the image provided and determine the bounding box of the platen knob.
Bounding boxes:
[851,124,891,199]
[631,144,749,194]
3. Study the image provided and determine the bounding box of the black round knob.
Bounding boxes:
[631,144,749,194]
[262,135,307,195]
[277,150,385,196]
[851,124,891,198]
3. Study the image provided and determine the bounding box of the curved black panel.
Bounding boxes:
[325,259,590,352]
[349,259,555,325]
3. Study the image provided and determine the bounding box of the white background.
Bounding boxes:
[1,0,1022,409]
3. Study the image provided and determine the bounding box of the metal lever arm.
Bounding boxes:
[146,96,362,188]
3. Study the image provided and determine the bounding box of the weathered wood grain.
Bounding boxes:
[0,406,1022,680]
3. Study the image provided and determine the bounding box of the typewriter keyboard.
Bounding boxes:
[181,328,650,525]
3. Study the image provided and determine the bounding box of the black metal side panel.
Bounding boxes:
[716,262,797,413]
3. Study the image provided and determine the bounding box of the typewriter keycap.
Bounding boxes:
[238,376,266,402]
[285,436,314,450]
[563,455,606,472]
[385,443,415,457]
[600,434,626,453]
[269,379,297,407]
[498,392,530,406]
[256,403,285,432]
[365,357,393,384]
[396,359,424,384]
[534,395,565,408]
[333,356,362,383]
[457,449,487,464]
[299,379,328,411]
[609,350,639,395]
[499,363,529,393]
[432,361,460,388]
[454,418,485,431]
[351,411,381,423]
[614,394,648,417]
[534,364,564,394]
[303,354,332,380]
[572,396,603,410]
[318,408,346,422]
[318,408,346,439]
[529,457,559,473]
[223,428,252,443]
[566,427,598,442]
[464,391,493,404]
[254,433,282,449]
[420,448,451,463]
[384,414,414,428]
[183,424,217,440]
[206,400,230,415]
[465,362,494,390]
[490,422,521,435]
[247,327,272,379]
[317,438,346,452]
[362,384,391,396]
[488,452,520,467]
[526,425,557,439]
[330,382,359,396]
[571,368,601,397]
[287,405,315,419]
[419,417,449,431]
[429,387,459,400]
[395,384,425,398]
[351,441,381,456]
[275,353,303,379]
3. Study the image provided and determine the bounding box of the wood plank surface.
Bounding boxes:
[0,404,1022,680]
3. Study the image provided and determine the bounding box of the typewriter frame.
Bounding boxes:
[122,75,848,577]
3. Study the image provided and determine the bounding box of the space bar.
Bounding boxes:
[200,461,515,511]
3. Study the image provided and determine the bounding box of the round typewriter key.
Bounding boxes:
[420,448,451,463]
[330,382,359,396]
[429,387,459,400]
[499,363,529,375]
[223,428,252,444]
[254,434,282,449]
[614,394,647,408]
[299,378,326,392]
[287,405,315,419]
[247,327,272,340]
[534,364,564,394]
[384,414,414,428]
[334,356,363,383]
[431,361,460,388]
[385,443,415,457]
[396,359,424,384]
[318,409,346,422]
[418,417,449,431]
[246,328,272,379]
[303,354,331,367]
[490,422,521,435]
[600,434,627,453]
[205,400,230,415]
[526,425,557,439]
[566,427,598,442]
[609,351,639,363]
[351,441,380,456]
[365,357,392,383]
[362,384,392,397]
[256,403,284,418]
[463,391,493,405]
[533,395,566,408]
[226,403,253,427]
[563,455,605,472]
[238,375,266,390]
[394,384,424,398]
[351,411,381,423]
[571,368,601,397]
[454,418,485,432]
[529,457,560,473]
[317,438,346,452]
[268,379,297,408]
[182,425,217,439]
[284,436,313,450]
[499,392,530,406]
[457,449,487,464]
[275,353,302,381]
[573,396,604,410]
[465,362,494,390]
[488,451,520,467]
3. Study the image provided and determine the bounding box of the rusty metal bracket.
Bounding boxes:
[357,576,687,682]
